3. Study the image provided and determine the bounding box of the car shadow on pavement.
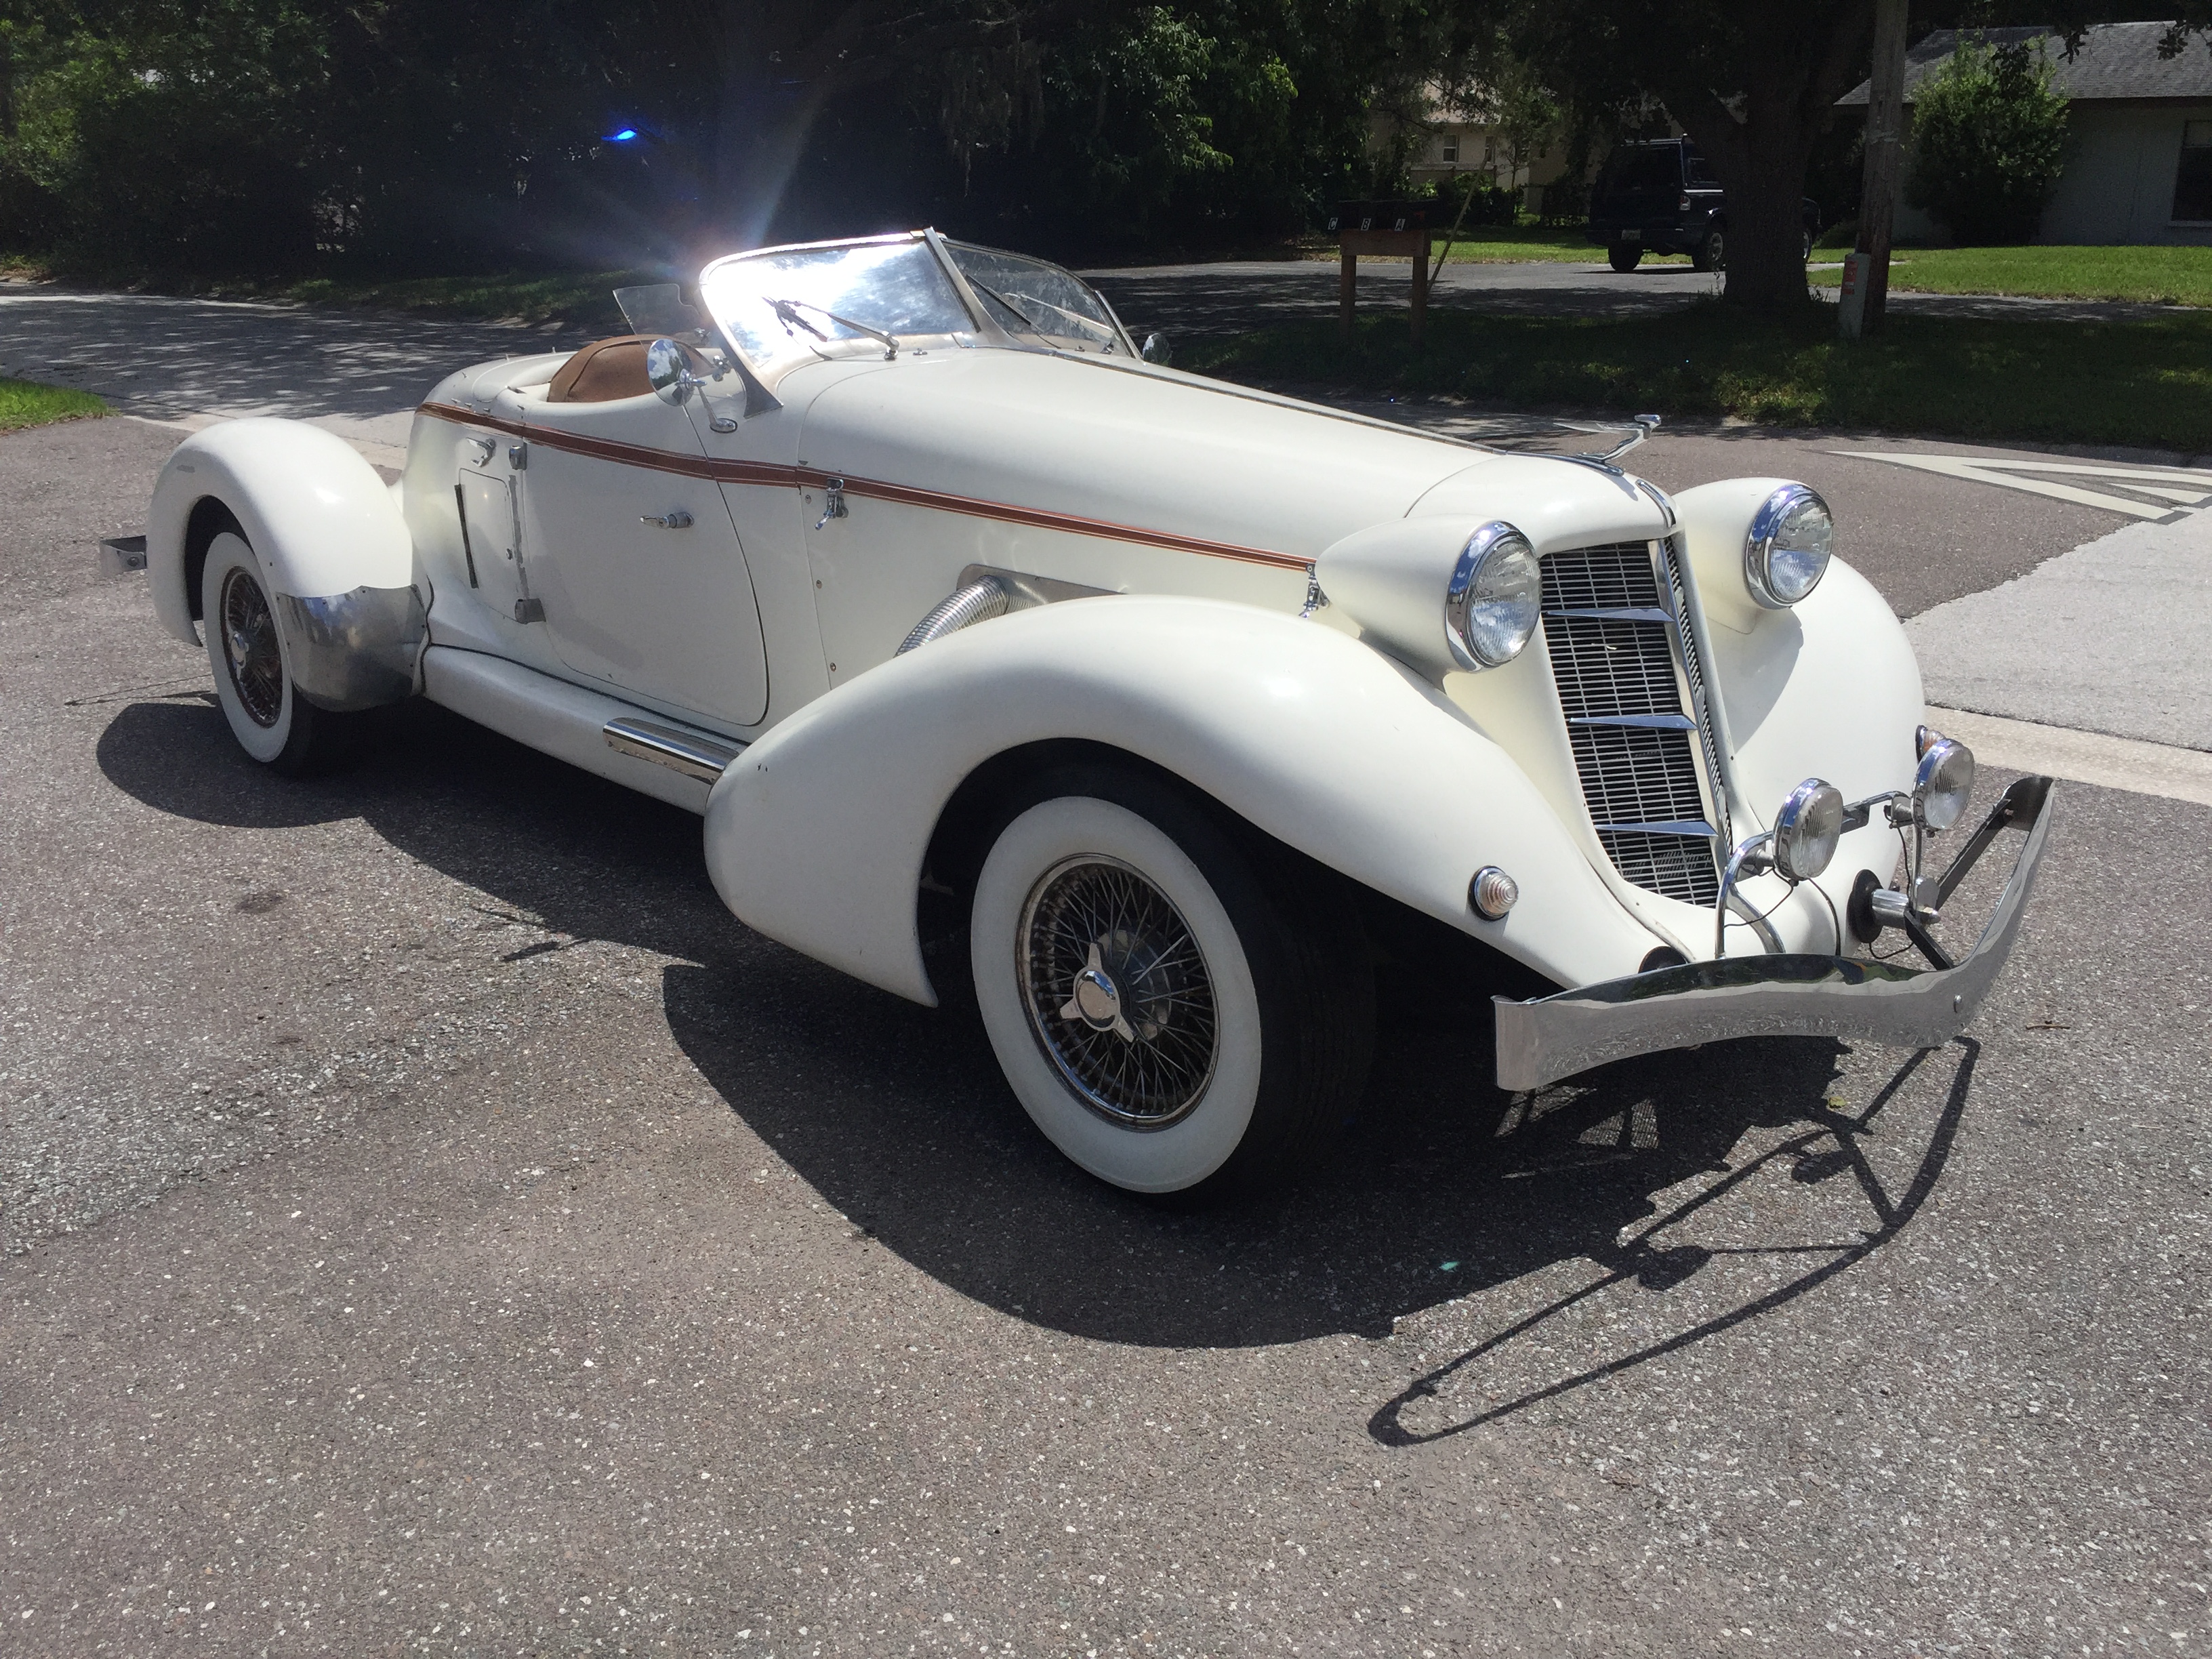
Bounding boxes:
[659,954,1969,1364]
[98,693,1976,1374]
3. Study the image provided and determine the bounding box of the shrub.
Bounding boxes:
[1814,218,1858,250]
[1904,36,2070,245]
[1418,173,1518,228]
[1534,177,1589,227]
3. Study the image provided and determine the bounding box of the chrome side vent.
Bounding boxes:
[1540,541,1725,907]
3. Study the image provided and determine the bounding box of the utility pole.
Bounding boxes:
[1841,0,1909,339]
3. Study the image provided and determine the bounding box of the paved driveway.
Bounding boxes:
[3,288,2210,1659]
[0,283,587,454]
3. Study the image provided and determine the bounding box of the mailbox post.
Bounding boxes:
[1329,201,1432,344]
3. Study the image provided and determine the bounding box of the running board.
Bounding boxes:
[419,646,741,815]
[604,717,743,783]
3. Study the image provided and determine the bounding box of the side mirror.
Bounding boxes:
[647,337,696,405]
[1141,332,1172,365]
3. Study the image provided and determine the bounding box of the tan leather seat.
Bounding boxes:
[546,335,656,403]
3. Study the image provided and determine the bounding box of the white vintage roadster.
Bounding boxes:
[144,230,2052,1194]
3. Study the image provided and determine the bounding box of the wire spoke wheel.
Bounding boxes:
[1019,855,1219,1128]
[219,565,285,728]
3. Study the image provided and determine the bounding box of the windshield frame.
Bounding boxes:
[935,233,1133,356]
[697,229,1137,390]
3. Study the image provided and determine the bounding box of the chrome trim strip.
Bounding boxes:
[1543,605,1675,623]
[1663,531,1746,838]
[1571,713,1698,731]
[602,717,745,782]
[1655,535,1734,865]
[1593,819,1716,838]
[1494,777,2055,1092]
[274,584,428,712]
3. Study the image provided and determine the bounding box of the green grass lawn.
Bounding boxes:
[1807,245,2212,307]
[1303,225,1688,266]
[1187,302,2212,451]
[0,376,106,432]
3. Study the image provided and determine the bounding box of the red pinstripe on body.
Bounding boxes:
[416,400,1311,572]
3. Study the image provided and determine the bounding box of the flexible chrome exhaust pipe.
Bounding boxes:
[897,575,1012,655]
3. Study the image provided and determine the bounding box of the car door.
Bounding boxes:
[516,392,770,729]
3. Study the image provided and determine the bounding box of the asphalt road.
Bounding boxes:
[3,291,2211,1658]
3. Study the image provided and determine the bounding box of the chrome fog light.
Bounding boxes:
[1445,523,1541,670]
[1772,777,1845,880]
[1744,484,1832,609]
[1469,865,1519,920]
[1914,737,1976,830]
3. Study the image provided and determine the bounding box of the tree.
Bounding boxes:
[1507,0,1886,312]
[1904,33,2069,244]
[1505,2,2212,314]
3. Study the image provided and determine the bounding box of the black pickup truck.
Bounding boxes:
[1586,139,1820,272]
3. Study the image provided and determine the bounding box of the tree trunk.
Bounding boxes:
[1853,0,1911,333]
[1679,99,1818,312]
[1662,1,1877,314]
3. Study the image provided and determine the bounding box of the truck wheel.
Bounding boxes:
[201,531,354,775]
[968,766,1372,1195]
[1607,245,1643,273]
[1693,226,1726,272]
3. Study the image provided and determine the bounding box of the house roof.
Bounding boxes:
[1837,20,2212,105]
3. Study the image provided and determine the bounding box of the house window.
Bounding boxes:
[1441,136,1459,165]
[2175,120,2212,223]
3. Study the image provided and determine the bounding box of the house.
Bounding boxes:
[1839,21,2212,245]
[1370,87,1570,209]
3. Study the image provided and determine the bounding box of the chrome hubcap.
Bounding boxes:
[1064,949,1130,1036]
[219,566,284,728]
[1019,855,1218,1128]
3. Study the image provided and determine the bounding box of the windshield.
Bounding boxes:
[945,241,1124,352]
[700,238,975,377]
[1601,146,1683,197]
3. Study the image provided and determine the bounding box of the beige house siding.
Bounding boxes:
[1888,101,2212,245]
[1843,22,2212,245]
[1401,125,1569,192]
[1368,91,1570,201]
[2041,102,2212,242]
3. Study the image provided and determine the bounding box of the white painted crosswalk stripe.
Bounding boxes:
[1928,707,2212,808]
[1837,452,2212,520]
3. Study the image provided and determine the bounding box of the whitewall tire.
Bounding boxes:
[201,531,350,775]
[968,766,1372,1195]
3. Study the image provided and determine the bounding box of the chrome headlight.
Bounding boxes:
[1914,736,1976,830]
[1772,777,1845,881]
[1445,522,1541,670]
[1744,484,1832,609]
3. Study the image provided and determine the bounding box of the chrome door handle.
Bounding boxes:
[640,510,695,529]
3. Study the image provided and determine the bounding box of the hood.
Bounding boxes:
[789,350,1559,565]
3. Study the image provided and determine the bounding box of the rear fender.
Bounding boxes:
[149,418,424,710]
[704,596,1660,1006]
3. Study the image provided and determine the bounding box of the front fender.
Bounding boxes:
[148,418,424,709]
[704,596,1662,1007]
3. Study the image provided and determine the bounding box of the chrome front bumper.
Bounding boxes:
[1494,776,2055,1092]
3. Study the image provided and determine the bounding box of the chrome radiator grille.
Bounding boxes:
[1540,541,1725,906]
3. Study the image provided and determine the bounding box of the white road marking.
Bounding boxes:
[1837,452,2212,520]
[1929,706,2212,808]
